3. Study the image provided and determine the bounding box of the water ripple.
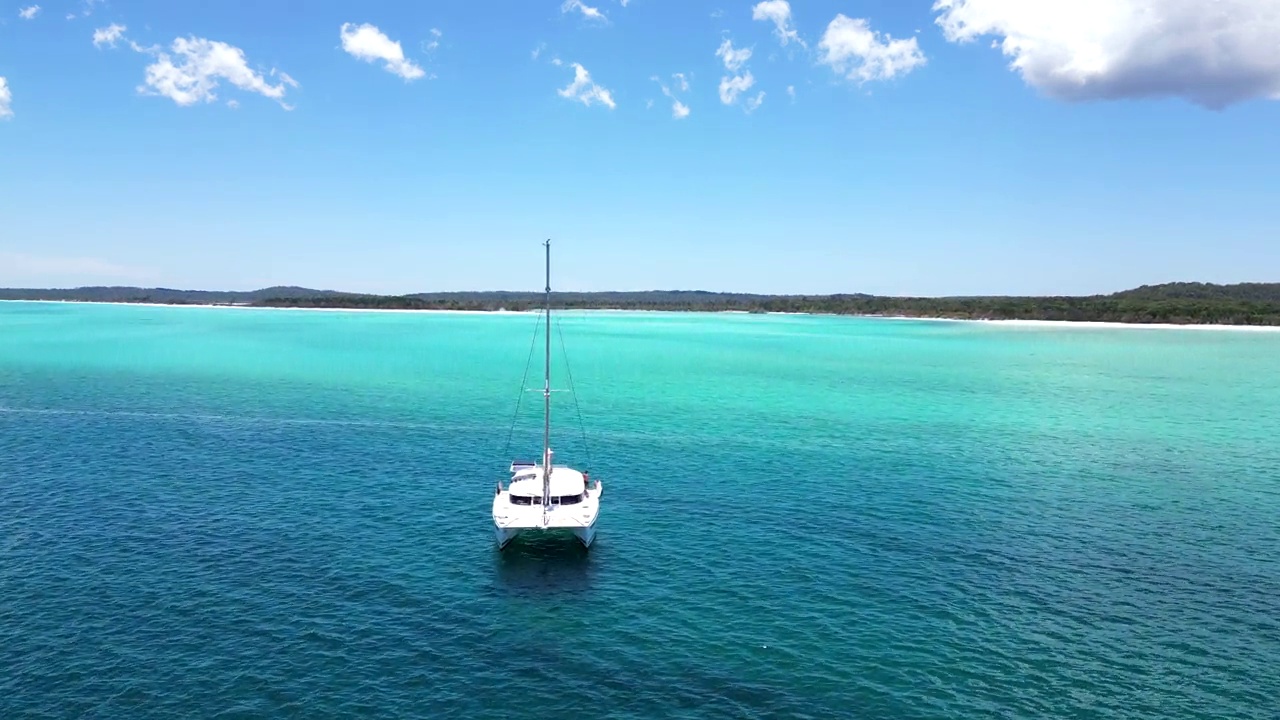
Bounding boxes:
[3,307,1279,718]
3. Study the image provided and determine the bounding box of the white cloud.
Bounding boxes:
[18,5,40,20]
[745,91,765,112]
[92,23,126,48]
[562,0,607,22]
[135,37,297,109]
[933,0,1280,109]
[717,39,761,111]
[653,73,691,119]
[0,77,12,119]
[339,23,426,81]
[558,62,615,109]
[752,1,805,48]
[227,99,240,109]
[787,84,796,101]
[716,39,752,72]
[719,72,755,104]
[818,15,926,83]
[532,42,546,60]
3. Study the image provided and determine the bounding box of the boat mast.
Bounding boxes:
[542,239,552,510]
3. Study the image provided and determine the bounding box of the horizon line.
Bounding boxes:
[1,280,1277,301]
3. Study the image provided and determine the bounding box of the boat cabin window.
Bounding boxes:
[510,493,584,506]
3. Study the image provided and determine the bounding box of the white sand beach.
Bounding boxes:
[963,318,1280,332]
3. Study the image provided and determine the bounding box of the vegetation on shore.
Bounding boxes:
[2,282,1278,325]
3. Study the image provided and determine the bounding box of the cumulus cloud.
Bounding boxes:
[933,0,1280,109]
[18,5,40,20]
[752,1,804,48]
[135,37,297,109]
[562,0,606,22]
[0,77,12,119]
[718,72,755,104]
[339,23,426,81]
[558,62,615,109]
[716,39,752,72]
[92,23,126,48]
[716,39,762,111]
[819,15,926,83]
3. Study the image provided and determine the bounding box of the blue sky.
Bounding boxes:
[1,0,1278,296]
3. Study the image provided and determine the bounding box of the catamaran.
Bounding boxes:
[492,240,602,550]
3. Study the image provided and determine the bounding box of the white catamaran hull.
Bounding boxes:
[492,479,602,551]
[494,524,596,550]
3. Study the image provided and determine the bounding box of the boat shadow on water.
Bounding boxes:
[493,535,596,595]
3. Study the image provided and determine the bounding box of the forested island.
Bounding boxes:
[2,282,1278,326]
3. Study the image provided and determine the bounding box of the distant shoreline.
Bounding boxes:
[4,281,1278,326]
[5,298,1280,332]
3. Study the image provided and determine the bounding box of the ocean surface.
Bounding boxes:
[2,302,1278,719]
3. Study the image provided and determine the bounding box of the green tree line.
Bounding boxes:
[4,283,1279,325]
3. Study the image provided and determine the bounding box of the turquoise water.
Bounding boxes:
[2,302,1278,719]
